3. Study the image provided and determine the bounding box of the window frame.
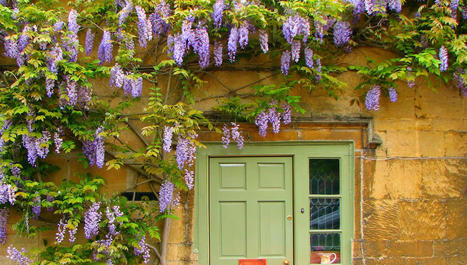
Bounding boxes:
[194,141,354,265]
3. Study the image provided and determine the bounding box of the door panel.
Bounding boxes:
[210,157,293,265]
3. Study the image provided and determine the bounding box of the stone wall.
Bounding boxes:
[0,47,465,265]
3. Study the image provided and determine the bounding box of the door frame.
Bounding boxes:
[194,141,354,265]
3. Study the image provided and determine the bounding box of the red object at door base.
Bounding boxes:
[239,259,266,265]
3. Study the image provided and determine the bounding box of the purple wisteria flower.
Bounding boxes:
[282,103,292,124]
[150,1,171,36]
[453,69,466,96]
[46,78,54,97]
[106,206,123,237]
[135,6,153,48]
[18,26,31,53]
[159,180,174,212]
[388,87,398,102]
[255,111,268,137]
[222,124,230,148]
[32,196,41,219]
[134,236,151,264]
[85,29,95,56]
[184,169,194,190]
[56,218,66,243]
[22,135,37,166]
[7,246,30,265]
[0,209,7,245]
[54,20,64,32]
[47,44,63,74]
[173,34,186,66]
[68,226,77,243]
[46,195,54,212]
[228,27,238,62]
[439,46,448,72]
[0,184,16,205]
[4,38,18,59]
[230,122,244,149]
[268,107,281,134]
[304,47,314,68]
[78,86,92,109]
[388,0,402,13]
[35,131,51,159]
[175,135,196,169]
[291,40,301,62]
[11,166,21,177]
[53,129,63,154]
[119,0,133,26]
[84,202,102,239]
[365,85,381,111]
[191,27,210,68]
[213,41,223,67]
[281,50,291,75]
[132,77,143,97]
[259,30,268,53]
[172,192,181,208]
[98,30,113,64]
[94,126,105,168]
[238,22,250,49]
[333,21,352,47]
[63,32,79,63]
[282,15,310,44]
[450,0,459,19]
[314,20,325,42]
[65,77,78,106]
[163,126,175,153]
[68,9,79,34]
[110,64,125,88]
[212,0,225,28]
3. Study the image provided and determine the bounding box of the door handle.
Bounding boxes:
[283,259,290,265]
[286,215,292,221]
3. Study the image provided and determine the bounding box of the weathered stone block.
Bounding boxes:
[385,241,433,257]
[445,255,466,265]
[420,160,463,199]
[385,130,418,157]
[362,240,388,258]
[418,131,445,157]
[433,238,467,257]
[365,257,407,265]
[398,200,446,240]
[363,200,400,240]
[444,131,466,157]
[445,199,467,239]
[405,257,447,265]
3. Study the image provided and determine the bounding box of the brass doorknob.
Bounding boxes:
[283,259,290,265]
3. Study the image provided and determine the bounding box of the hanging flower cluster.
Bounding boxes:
[84,202,102,239]
[6,246,30,265]
[365,85,381,111]
[159,180,174,213]
[134,236,151,264]
[109,64,143,97]
[82,126,105,168]
[0,208,7,245]
[222,123,245,149]
[255,103,292,137]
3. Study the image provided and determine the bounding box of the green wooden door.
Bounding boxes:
[209,156,293,265]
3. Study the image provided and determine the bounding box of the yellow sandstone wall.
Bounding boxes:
[0,47,465,265]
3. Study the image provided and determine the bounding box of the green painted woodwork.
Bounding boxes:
[194,142,354,265]
[210,157,294,265]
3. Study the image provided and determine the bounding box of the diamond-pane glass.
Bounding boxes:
[309,159,339,195]
[310,233,341,264]
[310,198,340,230]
